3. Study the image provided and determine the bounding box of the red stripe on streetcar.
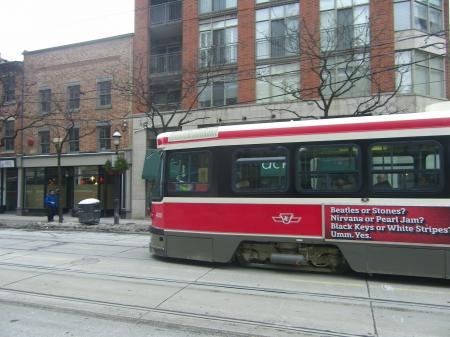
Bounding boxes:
[159,117,450,146]
[152,202,323,237]
[152,202,450,245]
[219,119,450,140]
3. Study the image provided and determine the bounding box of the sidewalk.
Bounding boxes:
[0,213,150,234]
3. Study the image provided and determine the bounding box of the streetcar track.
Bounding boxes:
[0,287,373,337]
[0,236,149,261]
[0,235,146,249]
[0,246,150,262]
[2,232,449,314]
[0,297,254,337]
[0,260,448,311]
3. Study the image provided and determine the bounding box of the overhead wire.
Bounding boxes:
[1,3,448,125]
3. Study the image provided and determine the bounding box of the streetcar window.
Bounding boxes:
[232,147,288,193]
[142,149,163,200]
[296,145,360,192]
[369,141,443,192]
[167,151,211,193]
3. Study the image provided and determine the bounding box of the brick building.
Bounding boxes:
[16,34,134,216]
[0,60,23,212]
[131,0,449,217]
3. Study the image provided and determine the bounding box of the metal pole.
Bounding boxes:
[113,144,120,225]
[57,145,63,223]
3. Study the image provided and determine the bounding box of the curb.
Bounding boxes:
[0,220,150,234]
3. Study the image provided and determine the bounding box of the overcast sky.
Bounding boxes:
[0,0,134,61]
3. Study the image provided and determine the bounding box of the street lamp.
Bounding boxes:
[112,130,122,225]
[52,137,64,223]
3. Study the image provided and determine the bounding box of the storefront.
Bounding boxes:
[19,152,130,217]
[23,166,117,215]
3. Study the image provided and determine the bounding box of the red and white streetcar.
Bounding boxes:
[144,111,450,279]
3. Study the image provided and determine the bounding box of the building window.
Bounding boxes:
[320,0,370,51]
[3,120,14,151]
[198,74,237,107]
[256,3,300,60]
[97,80,111,107]
[73,167,102,205]
[394,0,443,33]
[97,124,111,151]
[69,127,80,152]
[322,53,371,97]
[256,63,300,103]
[396,50,445,98]
[150,0,182,25]
[67,84,80,111]
[199,0,237,14]
[2,75,15,104]
[39,130,50,154]
[39,88,51,114]
[24,168,46,209]
[150,46,182,74]
[199,16,238,68]
[151,83,182,111]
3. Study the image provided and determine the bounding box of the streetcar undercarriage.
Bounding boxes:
[150,227,349,273]
[235,242,348,273]
[150,228,450,278]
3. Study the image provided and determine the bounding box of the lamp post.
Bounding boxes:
[52,137,64,223]
[112,130,122,225]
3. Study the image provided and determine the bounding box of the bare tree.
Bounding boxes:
[256,8,445,119]
[20,82,121,222]
[119,6,448,130]
[298,14,399,118]
[0,63,47,148]
[31,91,100,222]
[112,53,231,139]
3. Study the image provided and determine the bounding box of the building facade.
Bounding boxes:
[130,0,449,218]
[0,60,23,212]
[17,34,134,217]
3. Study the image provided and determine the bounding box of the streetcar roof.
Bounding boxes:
[157,110,450,150]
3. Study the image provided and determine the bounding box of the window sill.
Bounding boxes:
[198,101,238,109]
[198,8,237,20]
[256,0,299,10]
[96,105,112,110]
[2,100,16,106]
[150,18,182,27]
[256,55,300,66]
[394,28,444,36]
[395,92,447,100]
[198,63,237,71]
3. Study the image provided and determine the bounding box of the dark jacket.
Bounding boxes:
[44,194,58,209]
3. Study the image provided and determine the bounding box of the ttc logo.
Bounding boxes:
[272,213,302,225]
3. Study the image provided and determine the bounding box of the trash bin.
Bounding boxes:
[78,198,101,225]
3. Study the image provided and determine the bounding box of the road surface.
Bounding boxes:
[0,229,449,337]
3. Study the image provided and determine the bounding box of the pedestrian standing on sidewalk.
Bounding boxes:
[44,190,58,222]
